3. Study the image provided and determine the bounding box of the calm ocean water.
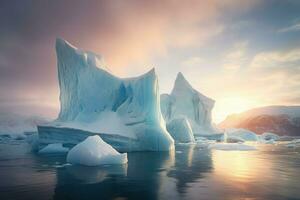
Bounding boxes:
[0,137,300,200]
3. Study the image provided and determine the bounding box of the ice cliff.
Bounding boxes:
[161,72,217,136]
[38,38,174,152]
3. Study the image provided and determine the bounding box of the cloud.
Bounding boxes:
[181,56,205,68]
[222,41,248,70]
[278,22,300,33]
[250,48,300,68]
[243,48,300,106]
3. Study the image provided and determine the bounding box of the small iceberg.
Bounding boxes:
[225,128,258,141]
[13,133,27,140]
[285,139,300,148]
[67,135,128,166]
[166,117,195,143]
[208,143,257,151]
[225,135,245,143]
[263,139,276,144]
[39,143,69,154]
[261,132,279,141]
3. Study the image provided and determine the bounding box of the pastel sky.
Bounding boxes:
[1,0,300,123]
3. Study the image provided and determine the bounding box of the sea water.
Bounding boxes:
[0,137,300,200]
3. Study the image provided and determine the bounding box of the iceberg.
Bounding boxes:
[38,38,174,152]
[261,132,279,141]
[166,118,195,143]
[263,139,276,144]
[224,135,245,143]
[285,139,300,148]
[161,72,219,136]
[67,135,127,166]
[38,143,69,154]
[0,112,49,136]
[224,128,258,141]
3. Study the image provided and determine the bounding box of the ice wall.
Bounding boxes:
[40,38,174,151]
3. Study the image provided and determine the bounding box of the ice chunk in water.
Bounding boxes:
[67,135,127,166]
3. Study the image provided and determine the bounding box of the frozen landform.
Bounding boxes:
[38,143,69,154]
[166,118,195,143]
[209,143,257,151]
[161,73,218,136]
[262,139,276,144]
[261,132,279,141]
[0,112,49,138]
[38,38,174,152]
[224,128,258,141]
[67,135,128,166]
[225,135,245,143]
[286,139,300,148]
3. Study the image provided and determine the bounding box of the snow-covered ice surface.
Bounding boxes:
[166,117,195,143]
[209,143,257,151]
[38,143,69,154]
[225,128,258,141]
[39,38,174,152]
[67,135,127,166]
[161,72,219,136]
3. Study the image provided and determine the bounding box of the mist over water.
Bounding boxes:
[0,138,300,200]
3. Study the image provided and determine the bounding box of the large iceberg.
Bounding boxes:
[67,135,127,166]
[161,72,219,136]
[38,38,174,152]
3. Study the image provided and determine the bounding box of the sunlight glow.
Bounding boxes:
[212,150,272,181]
[212,95,264,123]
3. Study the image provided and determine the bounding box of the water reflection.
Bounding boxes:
[54,151,175,200]
[167,145,212,194]
[53,146,213,200]
[213,150,271,180]
[0,142,59,200]
[58,164,128,184]
[1,141,300,200]
[185,145,300,200]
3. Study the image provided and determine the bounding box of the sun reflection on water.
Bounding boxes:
[212,149,273,182]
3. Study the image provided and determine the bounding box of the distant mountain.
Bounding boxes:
[219,106,300,136]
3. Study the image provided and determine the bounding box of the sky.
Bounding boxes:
[0,0,300,123]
